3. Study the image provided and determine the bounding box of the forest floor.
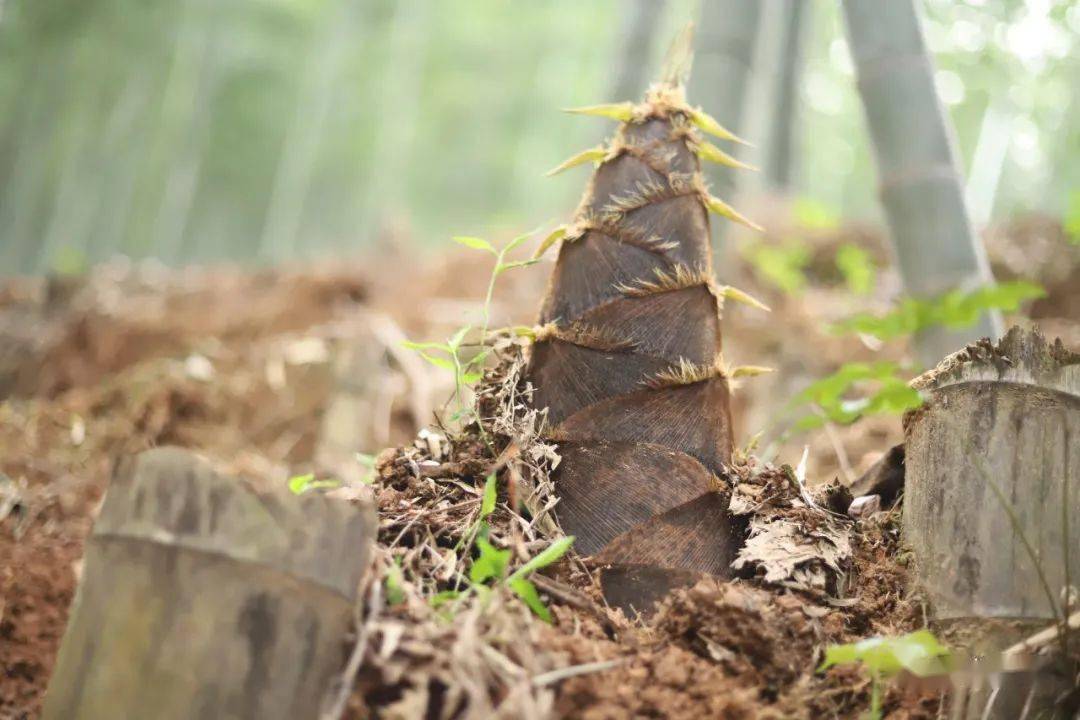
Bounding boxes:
[1,215,1076,719]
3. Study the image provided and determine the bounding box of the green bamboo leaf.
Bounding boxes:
[704,194,763,231]
[447,325,472,351]
[452,235,497,254]
[509,576,552,623]
[497,259,541,273]
[401,340,451,352]
[417,351,455,372]
[503,230,535,254]
[547,145,608,176]
[563,102,635,122]
[688,107,749,145]
[508,536,575,582]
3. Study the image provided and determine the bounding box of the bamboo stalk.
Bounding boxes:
[609,0,666,103]
[763,0,808,191]
[689,0,762,256]
[841,0,1001,367]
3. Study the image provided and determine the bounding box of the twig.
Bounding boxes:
[1002,609,1080,657]
[821,419,857,486]
[531,658,625,687]
[532,574,615,633]
[321,576,383,720]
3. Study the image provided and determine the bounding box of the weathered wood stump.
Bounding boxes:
[42,447,375,720]
[903,326,1079,718]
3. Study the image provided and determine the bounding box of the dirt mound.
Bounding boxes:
[1,214,1074,718]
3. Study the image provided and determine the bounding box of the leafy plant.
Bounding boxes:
[451,232,540,344]
[743,238,810,295]
[402,324,484,415]
[403,231,540,425]
[469,535,575,622]
[832,281,1045,340]
[435,533,575,623]
[790,362,924,431]
[287,473,342,495]
[835,243,876,296]
[820,630,951,720]
[503,536,575,622]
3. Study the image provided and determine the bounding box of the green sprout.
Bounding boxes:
[451,231,540,344]
[820,630,951,720]
[287,473,342,495]
[403,231,541,426]
[402,324,484,416]
[469,535,575,623]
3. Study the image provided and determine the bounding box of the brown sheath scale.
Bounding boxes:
[527,82,761,614]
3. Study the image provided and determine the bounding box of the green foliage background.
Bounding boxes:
[0,0,1076,274]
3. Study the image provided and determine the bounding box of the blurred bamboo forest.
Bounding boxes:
[0,0,1077,275]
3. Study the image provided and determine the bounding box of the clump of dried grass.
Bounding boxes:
[342,340,574,720]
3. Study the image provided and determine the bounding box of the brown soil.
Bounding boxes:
[1,216,1074,719]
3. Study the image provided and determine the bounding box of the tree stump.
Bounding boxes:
[903,326,1079,717]
[42,447,376,720]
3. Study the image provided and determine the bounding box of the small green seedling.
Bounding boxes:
[503,535,575,622]
[456,472,499,553]
[820,630,951,720]
[402,324,484,415]
[403,231,541,428]
[287,473,342,495]
[437,532,575,624]
[451,232,541,344]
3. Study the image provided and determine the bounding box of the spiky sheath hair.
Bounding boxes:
[526,81,760,613]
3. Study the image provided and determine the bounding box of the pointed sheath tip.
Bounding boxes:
[704,195,764,233]
[562,102,636,122]
[546,146,607,177]
[719,285,771,313]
